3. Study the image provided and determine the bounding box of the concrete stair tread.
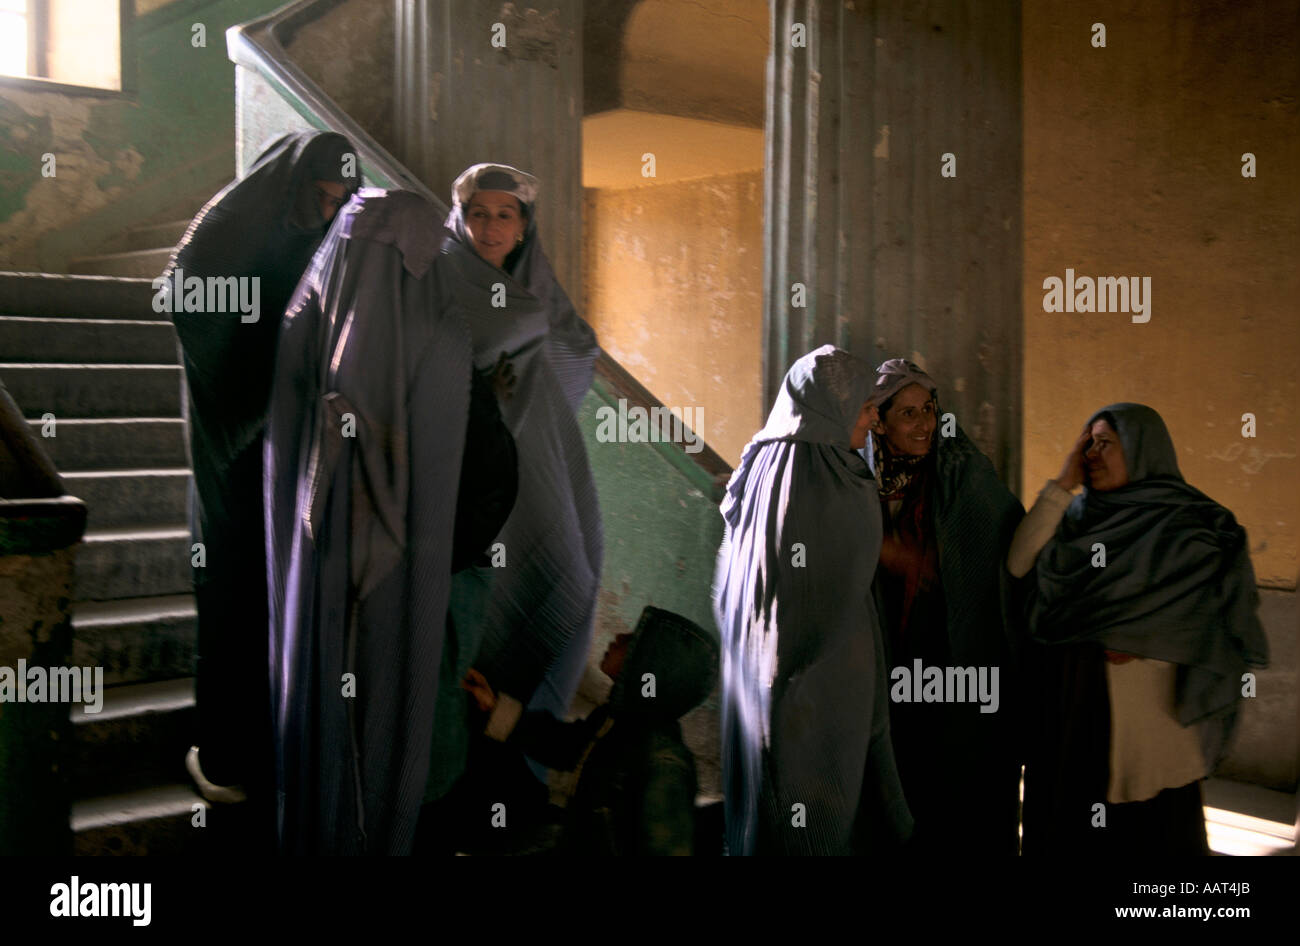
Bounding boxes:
[0,315,174,327]
[71,248,170,263]
[81,525,191,542]
[72,783,206,833]
[72,677,194,724]
[0,273,156,320]
[27,418,188,473]
[69,248,172,279]
[119,219,191,253]
[73,594,196,626]
[62,468,190,480]
[2,362,180,369]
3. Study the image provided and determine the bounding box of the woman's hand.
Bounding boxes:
[489,352,516,403]
[461,667,497,713]
[1054,425,1092,491]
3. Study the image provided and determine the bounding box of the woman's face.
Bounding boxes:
[874,383,936,456]
[312,180,349,224]
[1085,419,1129,491]
[850,401,878,450]
[466,190,526,268]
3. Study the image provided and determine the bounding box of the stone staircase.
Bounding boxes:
[0,213,215,855]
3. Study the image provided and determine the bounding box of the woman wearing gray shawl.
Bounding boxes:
[714,345,912,855]
[1012,403,1268,855]
[440,165,603,791]
[865,358,1026,856]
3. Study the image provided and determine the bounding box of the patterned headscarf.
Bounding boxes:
[869,358,939,499]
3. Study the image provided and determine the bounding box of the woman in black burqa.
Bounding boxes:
[164,131,359,826]
[1013,403,1268,855]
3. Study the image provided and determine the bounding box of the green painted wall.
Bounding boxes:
[0,0,291,272]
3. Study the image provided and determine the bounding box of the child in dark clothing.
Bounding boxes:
[462,606,719,855]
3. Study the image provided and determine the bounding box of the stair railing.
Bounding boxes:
[227,1,732,498]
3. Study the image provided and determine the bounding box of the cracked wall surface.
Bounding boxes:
[1023,0,1298,590]
[0,0,287,272]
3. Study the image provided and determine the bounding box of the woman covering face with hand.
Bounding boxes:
[1011,403,1269,855]
[714,345,911,855]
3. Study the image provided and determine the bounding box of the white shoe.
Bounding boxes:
[186,745,248,804]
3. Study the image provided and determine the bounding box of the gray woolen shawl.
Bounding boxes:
[264,189,471,854]
[440,170,604,723]
[714,345,912,855]
[1028,402,1269,769]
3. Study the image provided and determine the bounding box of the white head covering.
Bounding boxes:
[451,163,539,211]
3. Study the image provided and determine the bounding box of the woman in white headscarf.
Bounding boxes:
[438,165,604,832]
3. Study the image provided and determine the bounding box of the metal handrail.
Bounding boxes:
[226,1,732,492]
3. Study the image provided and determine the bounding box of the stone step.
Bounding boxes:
[121,219,190,254]
[72,783,209,856]
[0,273,155,320]
[28,418,188,472]
[0,316,178,363]
[71,595,197,687]
[68,248,173,279]
[70,678,195,800]
[2,363,181,419]
[74,526,193,601]
[62,468,189,530]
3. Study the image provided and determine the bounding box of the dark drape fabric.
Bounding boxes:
[440,164,603,726]
[165,131,358,797]
[715,345,912,856]
[1019,642,1213,856]
[1027,403,1268,769]
[264,189,471,854]
[867,425,1027,855]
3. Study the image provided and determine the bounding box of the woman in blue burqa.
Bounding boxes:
[163,131,359,833]
[1012,403,1268,854]
[263,187,517,854]
[714,345,912,855]
[437,164,604,825]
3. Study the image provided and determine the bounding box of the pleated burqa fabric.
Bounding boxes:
[264,189,471,854]
[440,167,604,724]
[714,345,913,855]
[166,131,359,793]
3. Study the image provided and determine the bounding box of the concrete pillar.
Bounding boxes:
[764,0,1023,485]
[394,0,583,295]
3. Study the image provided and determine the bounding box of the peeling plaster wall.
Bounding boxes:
[620,0,766,127]
[1023,0,1298,790]
[584,170,765,466]
[0,0,288,273]
[289,0,397,160]
[1023,0,1298,590]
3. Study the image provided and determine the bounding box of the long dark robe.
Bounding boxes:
[714,345,912,855]
[440,192,603,725]
[1022,402,1268,855]
[165,131,358,797]
[867,426,1026,855]
[264,189,472,855]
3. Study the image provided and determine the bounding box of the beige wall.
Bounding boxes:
[583,170,764,466]
[1023,0,1298,588]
